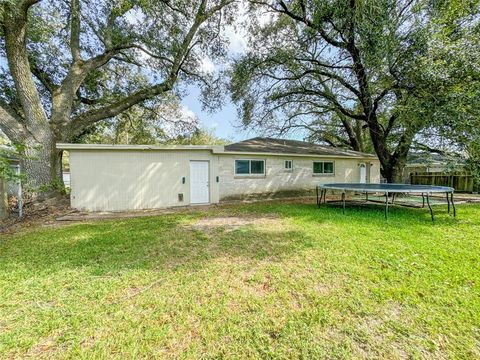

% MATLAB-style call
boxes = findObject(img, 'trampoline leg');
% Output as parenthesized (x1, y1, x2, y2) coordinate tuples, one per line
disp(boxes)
(426, 193, 434, 223)
(385, 191, 389, 220)
(342, 191, 346, 215)
(324, 189, 327, 204)
(316, 186, 320, 208)
(392, 193, 396, 204)
(365, 192, 369, 202)
(451, 192, 456, 218)
(422, 193, 425, 208)
(446, 192, 450, 214)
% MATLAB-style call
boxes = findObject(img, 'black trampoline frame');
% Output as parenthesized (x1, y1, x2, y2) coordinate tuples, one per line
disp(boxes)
(316, 183, 456, 222)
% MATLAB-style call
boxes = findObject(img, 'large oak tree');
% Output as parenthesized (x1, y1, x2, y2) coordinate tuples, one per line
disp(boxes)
(0, 0, 235, 190)
(231, 0, 480, 182)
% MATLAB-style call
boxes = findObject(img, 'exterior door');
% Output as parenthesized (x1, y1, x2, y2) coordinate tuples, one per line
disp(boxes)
(190, 161, 210, 204)
(359, 163, 367, 183)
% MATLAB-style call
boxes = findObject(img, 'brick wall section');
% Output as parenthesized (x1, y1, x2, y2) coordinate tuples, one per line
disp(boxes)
(218, 154, 380, 200)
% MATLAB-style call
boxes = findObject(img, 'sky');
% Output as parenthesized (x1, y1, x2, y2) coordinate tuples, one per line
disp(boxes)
(178, 6, 263, 142)
(0, 3, 289, 143)
(174, 4, 304, 143)
(121, 4, 258, 142)
(180, 19, 255, 142)
(181, 86, 252, 142)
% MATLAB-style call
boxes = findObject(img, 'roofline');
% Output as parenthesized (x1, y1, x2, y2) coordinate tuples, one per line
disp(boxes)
(406, 162, 452, 166)
(57, 143, 378, 160)
(218, 150, 377, 159)
(57, 143, 223, 151)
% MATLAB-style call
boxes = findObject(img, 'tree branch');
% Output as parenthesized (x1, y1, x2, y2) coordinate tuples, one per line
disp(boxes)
(160, 0, 189, 17)
(65, 0, 231, 136)
(372, 84, 400, 114)
(293, 57, 352, 70)
(3, 0, 49, 131)
(205, 0, 235, 17)
(19, 0, 41, 13)
(384, 114, 396, 138)
(131, 44, 175, 65)
(337, 113, 362, 151)
(275, 0, 348, 49)
(75, 89, 100, 105)
(30, 62, 58, 93)
(257, 67, 361, 98)
(0, 100, 28, 141)
(103, 2, 134, 48)
(68, 82, 172, 135)
(271, 87, 366, 121)
(69, 0, 81, 62)
(412, 142, 446, 155)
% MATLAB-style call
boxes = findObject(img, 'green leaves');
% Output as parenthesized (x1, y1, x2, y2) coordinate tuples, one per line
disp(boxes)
(0, 144, 25, 182)
(230, 0, 480, 181)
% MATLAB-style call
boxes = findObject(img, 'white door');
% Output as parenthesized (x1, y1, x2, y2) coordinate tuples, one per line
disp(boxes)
(190, 161, 210, 204)
(359, 163, 367, 183)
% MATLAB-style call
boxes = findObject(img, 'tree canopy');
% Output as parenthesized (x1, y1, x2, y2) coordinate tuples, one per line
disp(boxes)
(231, 0, 480, 181)
(0, 0, 235, 189)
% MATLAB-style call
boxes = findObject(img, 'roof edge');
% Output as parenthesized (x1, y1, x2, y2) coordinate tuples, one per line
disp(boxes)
(214, 150, 378, 159)
(57, 143, 224, 151)
(58, 143, 378, 160)
(224, 137, 377, 158)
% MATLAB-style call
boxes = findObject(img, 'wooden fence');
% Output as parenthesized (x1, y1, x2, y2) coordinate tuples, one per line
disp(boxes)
(410, 172, 474, 192)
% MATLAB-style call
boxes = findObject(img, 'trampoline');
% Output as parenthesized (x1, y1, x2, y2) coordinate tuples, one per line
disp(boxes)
(316, 183, 456, 221)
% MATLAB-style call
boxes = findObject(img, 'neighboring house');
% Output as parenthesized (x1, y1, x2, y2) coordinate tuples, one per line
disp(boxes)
(403, 152, 462, 183)
(58, 137, 380, 211)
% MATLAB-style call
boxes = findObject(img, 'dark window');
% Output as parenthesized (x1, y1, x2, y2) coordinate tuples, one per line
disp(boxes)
(251, 160, 265, 174)
(324, 162, 334, 174)
(285, 160, 292, 169)
(235, 160, 265, 175)
(313, 161, 334, 175)
(235, 160, 250, 174)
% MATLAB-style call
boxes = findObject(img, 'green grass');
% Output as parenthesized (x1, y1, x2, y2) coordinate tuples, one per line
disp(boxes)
(1, 201, 479, 359)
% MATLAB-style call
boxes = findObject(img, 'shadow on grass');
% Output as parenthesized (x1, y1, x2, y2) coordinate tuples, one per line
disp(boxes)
(0, 213, 313, 277)
(0, 201, 475, 278)
(245, 203, 463, 229)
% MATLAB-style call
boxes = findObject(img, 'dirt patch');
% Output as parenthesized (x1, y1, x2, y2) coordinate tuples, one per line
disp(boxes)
(0, 196, 71, 234)
(188, 215, 283, 232)
(221, 190, 316, 202)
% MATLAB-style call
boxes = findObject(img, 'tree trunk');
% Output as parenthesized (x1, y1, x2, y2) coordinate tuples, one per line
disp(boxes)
(20, 127, 63, 192)
(2, 3, 63, 192)
(381, 163, 404, 183)
(367, 116, 413, 183)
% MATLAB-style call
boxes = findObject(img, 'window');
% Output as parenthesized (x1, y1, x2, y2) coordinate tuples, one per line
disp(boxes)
(285, 160, 293, 170)
(235, 159, 265, 175)
(235, 160, 250, 174)
(313, 161, 334, 175)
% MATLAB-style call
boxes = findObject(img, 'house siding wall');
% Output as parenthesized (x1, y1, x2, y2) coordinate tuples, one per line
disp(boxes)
(218, 154, 380, 200)
(69, 150, 219, 211)
(68, 149, 380, 211)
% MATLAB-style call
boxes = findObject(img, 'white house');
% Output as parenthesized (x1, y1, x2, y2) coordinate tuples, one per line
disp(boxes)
(58, 137, 380, 211)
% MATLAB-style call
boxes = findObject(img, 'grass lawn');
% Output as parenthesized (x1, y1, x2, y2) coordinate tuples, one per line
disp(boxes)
(1, 201, 479, 359)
